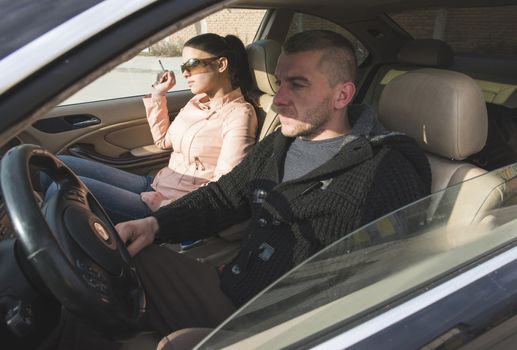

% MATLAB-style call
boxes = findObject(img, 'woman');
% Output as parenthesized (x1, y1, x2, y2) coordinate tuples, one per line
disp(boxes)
(43, 33, 257, 224)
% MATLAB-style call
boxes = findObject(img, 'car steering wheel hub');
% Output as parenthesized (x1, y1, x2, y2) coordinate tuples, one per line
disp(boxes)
(93, 222, 110, 242)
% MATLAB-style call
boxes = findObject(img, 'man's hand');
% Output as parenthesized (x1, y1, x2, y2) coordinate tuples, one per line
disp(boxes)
(115, 216, 159, 256)
(140, 191, 169, 212)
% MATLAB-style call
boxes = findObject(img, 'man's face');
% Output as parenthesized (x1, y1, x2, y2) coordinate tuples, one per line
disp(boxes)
(273, 50, 337, 140)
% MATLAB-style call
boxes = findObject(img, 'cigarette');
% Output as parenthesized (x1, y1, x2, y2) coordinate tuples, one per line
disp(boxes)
(158, 60, 165, 72)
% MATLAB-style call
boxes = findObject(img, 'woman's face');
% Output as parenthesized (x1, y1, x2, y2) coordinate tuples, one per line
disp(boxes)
(181, 46, 226, 95)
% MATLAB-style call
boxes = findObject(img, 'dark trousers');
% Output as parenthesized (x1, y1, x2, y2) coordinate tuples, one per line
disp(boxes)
(134, 244, 236, 336)
(57, 244, 235, 349)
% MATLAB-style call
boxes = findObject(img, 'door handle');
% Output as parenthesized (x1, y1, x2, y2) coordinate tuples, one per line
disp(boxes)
(32, 114, 101, 133)
(65, 115, 101, 128)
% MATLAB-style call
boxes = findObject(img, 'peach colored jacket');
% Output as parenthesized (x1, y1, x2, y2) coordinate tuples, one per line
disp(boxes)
(142, 88, 257, 203)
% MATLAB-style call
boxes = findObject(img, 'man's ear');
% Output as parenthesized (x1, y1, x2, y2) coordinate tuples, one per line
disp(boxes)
(217, 57, 229, 73)
(334, 82, 356, 110)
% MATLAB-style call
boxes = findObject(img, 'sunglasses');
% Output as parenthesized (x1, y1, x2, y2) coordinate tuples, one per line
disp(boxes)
(180, 57, 220, 73)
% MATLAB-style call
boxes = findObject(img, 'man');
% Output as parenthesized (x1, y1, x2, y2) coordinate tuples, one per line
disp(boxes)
(117, 30, 431, 336)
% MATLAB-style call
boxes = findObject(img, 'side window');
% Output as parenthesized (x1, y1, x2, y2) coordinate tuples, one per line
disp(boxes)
(286, 13, 369, 66)
(62, 9, 267, 105)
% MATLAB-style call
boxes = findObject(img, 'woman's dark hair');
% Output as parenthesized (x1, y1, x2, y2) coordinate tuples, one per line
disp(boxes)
(184, 33, 253, 102)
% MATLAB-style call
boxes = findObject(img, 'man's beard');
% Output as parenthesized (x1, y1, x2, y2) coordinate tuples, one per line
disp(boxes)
(280, 96, 333, 138)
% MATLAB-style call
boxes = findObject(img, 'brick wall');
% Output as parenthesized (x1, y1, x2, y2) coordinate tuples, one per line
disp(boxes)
(391, 6, 517, 57)
(149, 9, 266, 56)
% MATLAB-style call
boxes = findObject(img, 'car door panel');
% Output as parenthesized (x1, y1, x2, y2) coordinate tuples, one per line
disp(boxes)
(20, 90, 193, 175)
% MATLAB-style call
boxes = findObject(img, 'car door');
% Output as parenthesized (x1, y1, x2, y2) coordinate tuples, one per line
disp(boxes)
(20, 8, 267, 176)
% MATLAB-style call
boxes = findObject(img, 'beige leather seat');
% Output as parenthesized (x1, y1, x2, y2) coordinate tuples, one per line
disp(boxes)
(379, 68, 488, 192)
(361, 39, 454, 109)
(246, 39, 281, 140)
(211, 39, 282, 245)
(378, 68, 505, 226)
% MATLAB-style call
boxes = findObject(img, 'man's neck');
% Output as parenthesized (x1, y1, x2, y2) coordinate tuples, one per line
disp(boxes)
(301, 110, 352, 141)
(301, 129, 351, 141)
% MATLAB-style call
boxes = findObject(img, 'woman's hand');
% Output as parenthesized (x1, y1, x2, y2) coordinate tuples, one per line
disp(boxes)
(152, 70, 176, 95)
(141, 191, 170, 212)
(115, 216, 159, 256)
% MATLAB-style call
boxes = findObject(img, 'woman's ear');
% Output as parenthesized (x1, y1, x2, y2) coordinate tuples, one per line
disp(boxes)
(217, 57, 229, 73)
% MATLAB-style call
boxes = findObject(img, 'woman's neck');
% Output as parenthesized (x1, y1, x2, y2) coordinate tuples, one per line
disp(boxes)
(206, 79, 234, 100)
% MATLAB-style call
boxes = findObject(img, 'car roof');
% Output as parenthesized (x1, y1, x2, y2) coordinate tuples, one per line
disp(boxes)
(0, 0, 103, 60)
(0, 0, 158, 96)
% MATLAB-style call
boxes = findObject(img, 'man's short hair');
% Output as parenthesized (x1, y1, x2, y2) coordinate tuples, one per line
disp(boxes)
(282, 30, 357, 86)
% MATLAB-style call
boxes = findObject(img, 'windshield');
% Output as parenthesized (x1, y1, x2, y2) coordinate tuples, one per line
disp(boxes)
(199, 162, 517, 349)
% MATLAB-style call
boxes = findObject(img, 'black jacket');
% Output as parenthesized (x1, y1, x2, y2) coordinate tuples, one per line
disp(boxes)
(153, 130, 431, 307)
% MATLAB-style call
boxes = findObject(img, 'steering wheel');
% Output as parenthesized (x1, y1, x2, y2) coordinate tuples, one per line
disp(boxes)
(0, 144, 145, 337)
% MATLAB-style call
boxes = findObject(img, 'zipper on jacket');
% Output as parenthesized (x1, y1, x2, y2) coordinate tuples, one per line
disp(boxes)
(176, 119, 206, 185)
(194, 156, 206, 170)
(192, 156, 206, 184)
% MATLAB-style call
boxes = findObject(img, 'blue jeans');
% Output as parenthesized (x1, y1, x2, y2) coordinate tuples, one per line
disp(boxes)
(41, 155, 155, 224)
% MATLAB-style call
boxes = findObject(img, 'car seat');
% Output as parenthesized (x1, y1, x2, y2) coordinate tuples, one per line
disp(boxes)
(246, 39, 281, 140)
(378, 68, 505, 227)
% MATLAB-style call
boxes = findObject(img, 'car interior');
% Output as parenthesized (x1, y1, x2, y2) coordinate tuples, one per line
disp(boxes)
(1, 0, 517, 349)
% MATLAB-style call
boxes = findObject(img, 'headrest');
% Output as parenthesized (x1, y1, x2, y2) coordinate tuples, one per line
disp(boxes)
(378, 68, 487, 160)
(246, 39, 281, 96)
(397, 39, 454, 67)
